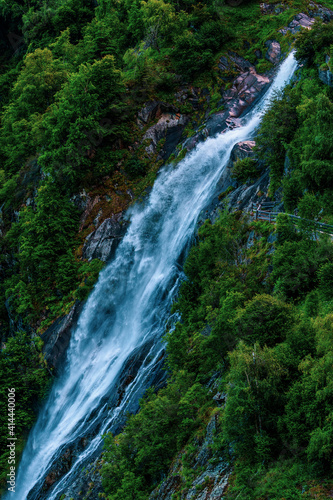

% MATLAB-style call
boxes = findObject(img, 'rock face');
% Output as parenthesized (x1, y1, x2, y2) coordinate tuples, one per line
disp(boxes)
(197, 140, 270, 226)
(227, 169, 271, 212)
(42, 301, 83, 375)
(137, 101, 178, 129)
(265, 40, 281, 65)
(225, 69, 270, 118)
(82, 213, 128, 262)
(143, 111, 189, 156)
(229, 140, 256, 164)
(149, 413, 230, 500)
(319, 55, 333, 87)
(279, 13, 315, 34)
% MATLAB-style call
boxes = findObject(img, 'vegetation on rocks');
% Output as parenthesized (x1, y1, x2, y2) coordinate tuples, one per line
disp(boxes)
(2, 0, 333, 498)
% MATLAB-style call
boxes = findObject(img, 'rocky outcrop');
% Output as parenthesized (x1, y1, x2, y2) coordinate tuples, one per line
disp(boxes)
(42, 301, 83, 375)
(279, 12, 315, 35)
(82, 213, 128, 262)
(137, 101, 178, 129)
(143, 111, 189, 156)
(225, 69, 270, 118)
(229, 140, 256, 164)
(308, 1, 333, 21)
(149, 413, 230, 500)
(227, 169, 271, 212)
(265, 40, 281, 65)
(260, 2, 288, 15)
(197, 140, 270, 226)
(319, 55, 333, 87)
(218, 50, 253, 74)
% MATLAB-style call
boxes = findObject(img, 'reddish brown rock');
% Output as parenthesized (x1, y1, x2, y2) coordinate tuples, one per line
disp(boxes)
(265, 40, 281, 65)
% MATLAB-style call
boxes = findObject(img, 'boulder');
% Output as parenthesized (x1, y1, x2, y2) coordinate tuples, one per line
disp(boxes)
(223, 69, 270, 118)
(308, 2, 333, 22)
(82, 213, 128, 262)
(279, 12, 315, 35)
(143, 112, 189, 156)
(230, 140, 256, 164)
(42, 301, 84, 375)
(265, 40, 281, 65)
(319, 55, 333, 87)
(137, 101, 178, 129)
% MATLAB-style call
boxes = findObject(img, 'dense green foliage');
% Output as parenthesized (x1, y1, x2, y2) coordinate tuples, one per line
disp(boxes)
(101, 18, 333, 500)
(0, 332, 49, 485)
(3, 0, 333, 498)
(0, 0, 241, 491)
(101, 208, 333, 499)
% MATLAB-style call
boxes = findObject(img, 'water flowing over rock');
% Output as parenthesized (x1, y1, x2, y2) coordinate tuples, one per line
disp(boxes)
(10, 53, 298, 500)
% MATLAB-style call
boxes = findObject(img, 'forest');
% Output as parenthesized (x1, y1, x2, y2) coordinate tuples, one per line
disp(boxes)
(1, 0, 333, 498)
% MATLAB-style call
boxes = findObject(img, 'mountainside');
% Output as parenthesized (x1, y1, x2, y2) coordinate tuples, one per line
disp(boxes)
(2, 0, 333, 499)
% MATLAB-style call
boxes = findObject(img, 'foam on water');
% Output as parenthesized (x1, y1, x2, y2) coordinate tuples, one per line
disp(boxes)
(9, 52, 298, 500)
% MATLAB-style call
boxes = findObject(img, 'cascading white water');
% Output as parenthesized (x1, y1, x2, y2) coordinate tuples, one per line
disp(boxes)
(8, 51, 297, 500)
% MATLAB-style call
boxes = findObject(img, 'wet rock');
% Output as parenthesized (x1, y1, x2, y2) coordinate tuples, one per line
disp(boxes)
(265, 40, 281, 65)
(82, 213, 128, 262)
(229, 140, 256, 164)
(223, 69, 270, 118)
(42, 301, 84, 375)
(44, 471, 57, 490)
(201, 110, 230, 138)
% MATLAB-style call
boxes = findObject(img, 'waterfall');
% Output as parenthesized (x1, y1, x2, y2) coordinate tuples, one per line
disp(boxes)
(8, 51, 298, 500)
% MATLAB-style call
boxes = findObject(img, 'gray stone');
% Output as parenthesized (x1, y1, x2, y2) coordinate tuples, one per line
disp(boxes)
(230, 140, 256, 164)
(279, 12, 315, 35)
(42, 301, 84, 375)
(137, 101, 178, 128)
(265, 40, 281, 65)
(82, 213, 128, 262)
(224, 69, 270, 118)
(319, 56, 333, 87)
(143, 112, 189, 156)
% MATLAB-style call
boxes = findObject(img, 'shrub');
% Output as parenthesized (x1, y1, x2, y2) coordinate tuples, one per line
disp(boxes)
(234, 294, 294, 347)
(231, 157, 259, 184)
